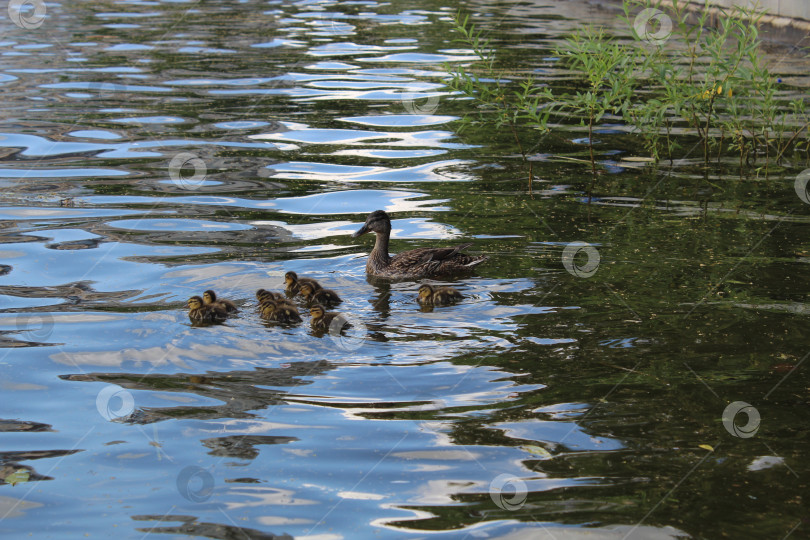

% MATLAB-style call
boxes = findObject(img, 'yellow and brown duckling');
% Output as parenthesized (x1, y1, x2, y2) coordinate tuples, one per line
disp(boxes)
(257, 289, 296, 311)
(202, 290, 238, 313)
(417, 284, 463, 306)
(188, 295, 228, 324)
(309, 303, 343, 332)
(256, 288, 286, 304)
(284, 271, 321, 296)
(260, 300, 302, 324)
(299, 281, 342, 307)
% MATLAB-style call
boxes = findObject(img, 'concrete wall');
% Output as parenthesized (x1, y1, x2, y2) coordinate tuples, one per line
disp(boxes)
(685, 0, 810, 23)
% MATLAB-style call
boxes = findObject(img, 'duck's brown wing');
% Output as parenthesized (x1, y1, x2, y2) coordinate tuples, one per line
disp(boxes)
(391, 243, 472, 266)
(386, 243, 486, 278)
(416, 243, 473, 264)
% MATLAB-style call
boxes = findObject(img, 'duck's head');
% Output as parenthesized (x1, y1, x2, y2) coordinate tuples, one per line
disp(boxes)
(300, 282, 316, 297)
(417, 284, 434, 300)
(202, 290, 217, 304)
(284, 271, 298, 286)
(352, 210, 391, 237)
(257, 289, 276, 301)
(188, 296, 204, 310)
(309, 304, 326, 319)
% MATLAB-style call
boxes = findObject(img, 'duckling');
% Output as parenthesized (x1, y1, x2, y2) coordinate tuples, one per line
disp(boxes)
(417, 284, 463, 306)
(260, 300, 302, 324)
(257, 288, 283, 300)
(188, 295, 228, 323)
(202, 290, 238, 313)
(256, 288, 286, 304)
(284, 271, 322, 296)
(299, 282, 342, 306)
(260, 297, 298, 316)
(309, 303, 342, 332)
(257, 289, 296, 310)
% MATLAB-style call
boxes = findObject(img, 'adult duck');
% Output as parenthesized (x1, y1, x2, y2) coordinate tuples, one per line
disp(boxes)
(352, 210, 487, 279)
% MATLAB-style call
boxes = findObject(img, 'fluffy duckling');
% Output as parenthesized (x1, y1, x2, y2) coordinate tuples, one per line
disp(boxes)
(299, 282, 342, 306)
(188, 295, 228, 323)
(203, 290, 238, 313)
(417, 284, 463, 306)
(257, 289, 296, 311)
(309, 303, 342, 332)
(260, 300, 302, 324)
(284, 271, 321, 296)
(256, 288, 286, 304)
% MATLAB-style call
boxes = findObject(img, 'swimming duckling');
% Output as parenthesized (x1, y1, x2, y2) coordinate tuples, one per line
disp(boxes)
(299, 282, 342, 306)
(309, 303, 343, 332)
(417, 284, 463, 306)
(257, 289, 296, 311)
(260, 300, 302, 324)
(188, 295, 228, 323)
(202, 290, 238, 313)
(284, 271, 321, 296)
(256, 288, 286, 304)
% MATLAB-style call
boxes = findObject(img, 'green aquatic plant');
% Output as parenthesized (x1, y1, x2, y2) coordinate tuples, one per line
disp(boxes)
(446, 0, 810, 186)
(446, 11, 553, 191)
(554, 26, 639, 195)
(622, 0, 753, 167)
(624, 0, 809, 172)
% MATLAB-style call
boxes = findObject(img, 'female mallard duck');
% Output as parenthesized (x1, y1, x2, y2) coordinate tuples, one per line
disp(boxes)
(417, 284, 463, 306)
(203, 290, 238, 313)
(188, 295, 228, 323)
(260, 300, 302, 324)
(309, 303, 342, 332)
(284, 271, 322, 296)
(299, 282, 342, 306)
(352, 210, 487, 279)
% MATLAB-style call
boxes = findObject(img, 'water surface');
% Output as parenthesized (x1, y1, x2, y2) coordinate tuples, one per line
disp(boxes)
(1, 1, 809, 539)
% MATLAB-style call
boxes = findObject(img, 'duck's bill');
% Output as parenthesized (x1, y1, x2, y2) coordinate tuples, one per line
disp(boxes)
(352, 224, 369, 237)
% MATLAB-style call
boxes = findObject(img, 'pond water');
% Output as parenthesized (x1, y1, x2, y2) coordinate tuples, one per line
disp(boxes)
(1, 0, 809, 538)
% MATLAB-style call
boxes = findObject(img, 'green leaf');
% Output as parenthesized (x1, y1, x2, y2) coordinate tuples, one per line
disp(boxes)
(5, 469, 30, 486)
(522, 445, 553, 458)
